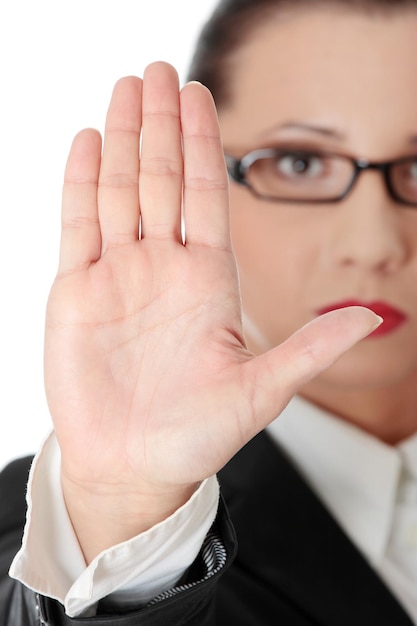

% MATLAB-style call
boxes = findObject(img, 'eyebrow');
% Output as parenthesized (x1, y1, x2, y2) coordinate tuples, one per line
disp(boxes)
(263, 123, 417, 147)
(259, 122, 346, 141)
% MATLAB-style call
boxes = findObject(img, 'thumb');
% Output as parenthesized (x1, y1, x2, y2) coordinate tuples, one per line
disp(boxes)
(241, 306, 382, 434)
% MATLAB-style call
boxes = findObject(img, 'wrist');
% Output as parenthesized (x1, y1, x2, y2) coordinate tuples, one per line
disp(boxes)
(61, 474, 200, 563)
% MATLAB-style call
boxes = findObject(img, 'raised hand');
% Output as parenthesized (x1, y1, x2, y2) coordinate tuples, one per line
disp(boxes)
(44, 62, 380, 561)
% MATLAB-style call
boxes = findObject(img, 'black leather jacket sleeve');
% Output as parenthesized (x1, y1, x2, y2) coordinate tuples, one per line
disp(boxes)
(0, 456, 236, 626)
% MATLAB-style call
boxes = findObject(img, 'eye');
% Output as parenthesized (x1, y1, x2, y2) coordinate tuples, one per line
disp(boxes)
(394, 159, 417, 185)
(389, 158, 417, 204)
(275, 152, 325, 179)
(409, 161, 417, 179)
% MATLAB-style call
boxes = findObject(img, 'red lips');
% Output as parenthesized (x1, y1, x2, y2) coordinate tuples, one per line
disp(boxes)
(317, 300, 408, 338)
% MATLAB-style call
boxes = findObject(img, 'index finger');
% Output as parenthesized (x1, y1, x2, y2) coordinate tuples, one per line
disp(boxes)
(180, 82, 230, 249)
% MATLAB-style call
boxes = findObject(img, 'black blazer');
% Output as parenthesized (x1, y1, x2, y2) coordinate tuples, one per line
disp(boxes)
(0, 432, 414, 625)
(216, 430, 414, 625)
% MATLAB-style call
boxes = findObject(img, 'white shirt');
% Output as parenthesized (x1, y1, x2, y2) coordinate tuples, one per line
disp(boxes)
(9, 396, 417, 621)
(268, 395, 417, 623)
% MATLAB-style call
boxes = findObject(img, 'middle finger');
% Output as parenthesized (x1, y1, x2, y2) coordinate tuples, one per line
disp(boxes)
(139, 62, 183, 242)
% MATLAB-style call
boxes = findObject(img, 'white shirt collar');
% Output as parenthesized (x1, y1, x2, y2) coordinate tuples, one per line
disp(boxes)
(267, 395, 417, 566)
(399, 435, 417, 482)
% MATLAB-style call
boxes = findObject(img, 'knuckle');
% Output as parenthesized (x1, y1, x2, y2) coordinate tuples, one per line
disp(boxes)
(185, 176, 228, 192)
(98, 172, 138, 189)
(61, 214, 99, 230)
(140, 156, 182, 178)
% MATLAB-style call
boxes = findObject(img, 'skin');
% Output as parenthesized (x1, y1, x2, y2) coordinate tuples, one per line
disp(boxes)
(45, 59, 379, 562)
(219, 7, 417, 444)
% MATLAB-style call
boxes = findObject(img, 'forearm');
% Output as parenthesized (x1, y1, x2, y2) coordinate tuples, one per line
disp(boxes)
(8, 434, 222, 618)
(37, 500, 236, 626)
(1, 447, 235, 625)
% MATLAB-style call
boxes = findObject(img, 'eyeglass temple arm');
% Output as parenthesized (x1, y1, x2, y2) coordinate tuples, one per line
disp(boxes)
(224, 154, 247, 185)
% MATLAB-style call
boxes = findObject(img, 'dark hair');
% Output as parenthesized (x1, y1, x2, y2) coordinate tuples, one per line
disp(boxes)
(187, 0, 417, 107)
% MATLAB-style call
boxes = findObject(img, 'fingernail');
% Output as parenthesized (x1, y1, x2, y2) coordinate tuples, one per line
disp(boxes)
(370, 314, 384, 330)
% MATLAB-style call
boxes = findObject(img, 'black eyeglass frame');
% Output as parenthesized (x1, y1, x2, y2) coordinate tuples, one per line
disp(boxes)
(225, 149, 417, 207)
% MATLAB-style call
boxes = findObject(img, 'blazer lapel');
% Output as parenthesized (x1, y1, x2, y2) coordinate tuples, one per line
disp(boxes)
(218, 431, 414, 626)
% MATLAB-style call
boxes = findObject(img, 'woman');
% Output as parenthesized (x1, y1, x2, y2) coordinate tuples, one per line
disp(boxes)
(1, 0, 417, 623)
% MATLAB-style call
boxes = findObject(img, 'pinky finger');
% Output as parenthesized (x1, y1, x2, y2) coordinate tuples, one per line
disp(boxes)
(59, 129, 102, 274)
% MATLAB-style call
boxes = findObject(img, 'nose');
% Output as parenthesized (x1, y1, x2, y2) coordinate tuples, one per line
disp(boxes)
(328, 170, 409, 274)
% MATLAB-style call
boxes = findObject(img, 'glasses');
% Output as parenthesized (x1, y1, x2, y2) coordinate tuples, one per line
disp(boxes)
(225, 149, 417, 206)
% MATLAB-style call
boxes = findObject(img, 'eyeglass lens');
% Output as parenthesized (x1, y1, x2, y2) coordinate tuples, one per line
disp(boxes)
(245, 152, 417, 203)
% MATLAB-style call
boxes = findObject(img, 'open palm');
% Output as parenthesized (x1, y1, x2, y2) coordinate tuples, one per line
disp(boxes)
(44, 63, 379, 556)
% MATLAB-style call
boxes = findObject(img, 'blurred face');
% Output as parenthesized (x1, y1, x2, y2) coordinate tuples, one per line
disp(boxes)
(218, 8, 417, 394)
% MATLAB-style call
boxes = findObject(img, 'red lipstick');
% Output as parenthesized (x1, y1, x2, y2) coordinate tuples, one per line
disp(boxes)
(317, 300, 407, 338)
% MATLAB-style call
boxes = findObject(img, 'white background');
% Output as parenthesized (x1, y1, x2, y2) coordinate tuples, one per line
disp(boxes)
(0, 0, 219, 470)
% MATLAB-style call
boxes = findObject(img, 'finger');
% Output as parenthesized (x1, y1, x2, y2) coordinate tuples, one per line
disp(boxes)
(242, 307, 383, 435)
(139, 62, 183, 241)
(98, 76, 142, 252)
(59, 129, 102, 274)
(180, 82, 230, 248)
